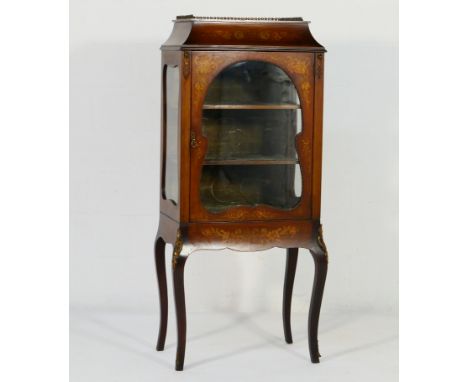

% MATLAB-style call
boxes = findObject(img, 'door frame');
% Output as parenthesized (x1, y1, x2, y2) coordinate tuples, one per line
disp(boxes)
(189, 50, 316, 222)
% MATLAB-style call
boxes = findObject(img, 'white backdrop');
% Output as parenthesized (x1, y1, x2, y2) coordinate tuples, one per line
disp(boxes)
(70, 0, 398, 317)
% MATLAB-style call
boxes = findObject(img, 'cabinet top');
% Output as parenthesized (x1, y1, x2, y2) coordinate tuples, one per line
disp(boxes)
(161, 15, 326, 52)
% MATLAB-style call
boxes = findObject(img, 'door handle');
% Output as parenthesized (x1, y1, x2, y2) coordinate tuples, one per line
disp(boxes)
(190, 131, 198, 148)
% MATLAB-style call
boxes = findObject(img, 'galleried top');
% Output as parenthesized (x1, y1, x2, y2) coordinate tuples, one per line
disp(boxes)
(161, 15, 325, 51)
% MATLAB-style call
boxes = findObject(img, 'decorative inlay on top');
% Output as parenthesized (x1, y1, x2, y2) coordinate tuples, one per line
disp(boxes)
(162, 15, 325, 52)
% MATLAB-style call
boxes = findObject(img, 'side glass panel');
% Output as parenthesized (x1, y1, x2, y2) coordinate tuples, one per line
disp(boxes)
(200, 61, 302, 212)
(163, 65, 179, 204)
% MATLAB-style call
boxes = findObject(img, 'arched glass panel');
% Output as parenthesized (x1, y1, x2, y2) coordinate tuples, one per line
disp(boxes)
(200, 61, 302, 212)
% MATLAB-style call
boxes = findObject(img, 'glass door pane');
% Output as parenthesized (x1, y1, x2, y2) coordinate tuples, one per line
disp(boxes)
(200, 61, 302, 212)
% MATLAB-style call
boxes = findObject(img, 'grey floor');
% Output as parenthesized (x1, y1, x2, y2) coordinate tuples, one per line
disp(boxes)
(70, 307, 398, 381)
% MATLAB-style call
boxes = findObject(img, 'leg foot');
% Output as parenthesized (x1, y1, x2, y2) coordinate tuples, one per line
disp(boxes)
(154, 236, 167, 351)
(282, 248, 298, 344)
(309, 339, 321, 363)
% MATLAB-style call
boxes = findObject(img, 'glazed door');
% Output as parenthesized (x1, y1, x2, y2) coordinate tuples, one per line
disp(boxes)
(189, 51, 315, 222)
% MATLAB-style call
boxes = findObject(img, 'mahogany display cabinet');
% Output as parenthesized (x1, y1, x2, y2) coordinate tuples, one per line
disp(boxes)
(154, 15, 328, 371)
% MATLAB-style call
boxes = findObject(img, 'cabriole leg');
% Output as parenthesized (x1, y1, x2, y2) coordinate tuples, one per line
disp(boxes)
(172, 230, 188, 371)
(173, 254, 187, 371)
(282, 248, 298, 344)
(308, 226, 329, 363)
(154, 236, 167, 351)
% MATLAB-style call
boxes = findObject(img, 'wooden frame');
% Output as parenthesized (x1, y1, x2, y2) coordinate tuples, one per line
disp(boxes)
(189, 50, 314, 222)
(155, 16, 328, 371)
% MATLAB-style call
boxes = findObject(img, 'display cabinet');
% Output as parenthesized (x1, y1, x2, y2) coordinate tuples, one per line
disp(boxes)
(154, 15, 328, 371)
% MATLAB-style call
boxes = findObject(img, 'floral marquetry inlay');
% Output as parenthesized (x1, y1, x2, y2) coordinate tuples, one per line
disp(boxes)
(213, 30, 247, 40)
(193, 55, 223, 75)
(192, 54, 231, 109)
(217, 208, 280, 220)
(209, 29, 291, 42)
(301, 82, 312, 106)
(183, 51, 190, 78)
(200, 225, 298, 244)
(299, 137, 312, 171)
(192, 53, 313, 110)
(282, 56, 313, 107)
(284, 57, 308, 75)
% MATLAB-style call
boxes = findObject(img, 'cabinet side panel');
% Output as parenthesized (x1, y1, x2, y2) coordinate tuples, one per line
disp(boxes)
(160, 51, 181, 221)
(180, 51, 191, 222)
(312, 53, 325, 219)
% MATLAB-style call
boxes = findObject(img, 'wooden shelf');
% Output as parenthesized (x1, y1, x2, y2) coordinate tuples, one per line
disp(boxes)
(203, 104, 300, 110)
(204, 158, 298, 166)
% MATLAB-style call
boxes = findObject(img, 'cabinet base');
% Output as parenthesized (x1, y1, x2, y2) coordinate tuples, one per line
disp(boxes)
(154, 213, 328, 370)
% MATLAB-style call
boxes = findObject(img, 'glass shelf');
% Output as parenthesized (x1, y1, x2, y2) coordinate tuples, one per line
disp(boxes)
(204, 156, 299, 166)
(203, 104, 301, 110)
